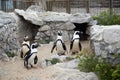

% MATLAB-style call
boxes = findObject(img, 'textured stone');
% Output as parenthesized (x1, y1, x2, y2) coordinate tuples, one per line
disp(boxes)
(90, 25, 120, 63)
(55, 59, 79, 69)
(51, 66, 98, 80)
(15, 9, 44, 26)
(15, 8, 92, 24)
(0, 11, 20, 60)
(70, 13, 92, 24)
(39, 25, 51, 31)
(60, 22, 75, 30)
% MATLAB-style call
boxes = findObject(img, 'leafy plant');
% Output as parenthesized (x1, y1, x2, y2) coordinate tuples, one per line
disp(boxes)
(77, 49, 120, 80)
(50, 58, 60, 64)
(46, 58, 61, 65)
(93, 11, 120, 25)
(65, 57, 74, 61)
(6, 51, 16, 57)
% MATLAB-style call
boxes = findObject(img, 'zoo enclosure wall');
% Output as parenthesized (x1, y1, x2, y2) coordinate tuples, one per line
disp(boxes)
(0, 0, 120, 16)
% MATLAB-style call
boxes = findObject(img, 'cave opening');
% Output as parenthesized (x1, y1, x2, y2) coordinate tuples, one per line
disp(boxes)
(73, 23, 90, 40)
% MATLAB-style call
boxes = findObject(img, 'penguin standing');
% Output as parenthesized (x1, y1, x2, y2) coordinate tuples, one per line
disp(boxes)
(70, 31, 82, 55)
(51, 31, 67, 56)
(24, 42, 39, 69)
(20, 36, 30, 58)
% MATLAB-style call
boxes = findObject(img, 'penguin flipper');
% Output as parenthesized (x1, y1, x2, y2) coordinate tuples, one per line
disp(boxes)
(70, 40, 74, 51)
(34, 56, 38, 64)
(51, 41, 56, 53)
(62, 42, 67, 51)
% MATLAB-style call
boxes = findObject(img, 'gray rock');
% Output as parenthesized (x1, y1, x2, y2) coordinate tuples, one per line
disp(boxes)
(51, 54, 67, 62)
(39, 25, 51, 31)
(15, 8, 93, 24)
(15, 9, 44, 26)
(40, 58, 52, 68)
(70, 13, 92, 24)
(90, 25, 120, 64)
(0, 11, 20, 60)
(52, 66, 98, 80)
(41, 12, 71, 22)
(60, 22, 75, 30)
(55, 59, 79, 69)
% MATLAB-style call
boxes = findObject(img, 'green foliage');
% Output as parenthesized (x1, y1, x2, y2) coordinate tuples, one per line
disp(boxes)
(112, 64, 120, 80)
(49, 58, 60, 64)
(65, 57, 74, 61)
(50, 58, 60, 64)
(93, 11, 120, 25)
(77, 50, 120, 80)
(39, 38, 51, 44)
(6, 51, 16, 57)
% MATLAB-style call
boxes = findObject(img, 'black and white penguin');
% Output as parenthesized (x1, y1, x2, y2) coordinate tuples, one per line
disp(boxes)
(24, 42, 39, 69)
(70, 31, 82, 55)
(20, 36, 30, 58)
(51, 31, 67, 56)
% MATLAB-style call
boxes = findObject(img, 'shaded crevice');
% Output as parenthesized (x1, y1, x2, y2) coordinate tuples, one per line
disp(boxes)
(73, 23, 89, 40)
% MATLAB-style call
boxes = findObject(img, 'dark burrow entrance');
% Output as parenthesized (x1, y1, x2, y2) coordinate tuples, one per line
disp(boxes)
(73, 23, 90, 40)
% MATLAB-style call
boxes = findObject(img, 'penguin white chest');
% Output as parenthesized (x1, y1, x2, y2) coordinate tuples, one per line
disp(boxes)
(28, 53, 37, 66)
(22, 46, 29, 55)
(72, 39, 79, 52)
(56, 41, 64, 53)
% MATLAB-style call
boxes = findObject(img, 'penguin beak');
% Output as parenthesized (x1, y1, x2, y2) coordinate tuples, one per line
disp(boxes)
(37, 44, 40, 47)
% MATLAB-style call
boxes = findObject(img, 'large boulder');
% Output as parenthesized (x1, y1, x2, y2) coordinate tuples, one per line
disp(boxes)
(70, 13, 92, 24)
(46, 65, 98, 80)
(15, 8, 93, 24)
(0, 11, 20, 61)
(90, 25, 120, 65)
(14, 9, 44, 26)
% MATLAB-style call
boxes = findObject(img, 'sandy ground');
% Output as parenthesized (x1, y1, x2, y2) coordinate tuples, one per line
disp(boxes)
(0, 40, 91, 80)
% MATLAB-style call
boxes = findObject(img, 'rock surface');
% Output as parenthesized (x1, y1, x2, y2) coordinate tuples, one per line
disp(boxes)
(0, 11, 20, 61)
(49, 65, 98, 80)
(15, 8, 92, 24)
(90, 25, 120, 65)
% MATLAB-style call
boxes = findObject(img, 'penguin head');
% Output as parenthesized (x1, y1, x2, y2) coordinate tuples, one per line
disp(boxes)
(31, 42, 39, 49)
(57, 31, 63, 40)
(57, 31, 62, 36)
(24, 35, 29, 42)
(72, 31, 81, 40)
(74, 31, 80, 35)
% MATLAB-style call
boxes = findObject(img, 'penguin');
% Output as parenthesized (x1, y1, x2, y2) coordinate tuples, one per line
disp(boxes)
(20, 36, 30, 58)
(51, 31, 67, 56)
(24, 42, 39, 69)
(70, 31, 82, 55)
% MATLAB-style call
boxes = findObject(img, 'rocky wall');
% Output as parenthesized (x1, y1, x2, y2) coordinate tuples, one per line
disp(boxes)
(90, 25, 120, 65)
(0, 11, 20, 61)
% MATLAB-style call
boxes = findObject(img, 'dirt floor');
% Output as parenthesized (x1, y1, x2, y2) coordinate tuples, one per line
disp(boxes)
(0, 40, 91, 80)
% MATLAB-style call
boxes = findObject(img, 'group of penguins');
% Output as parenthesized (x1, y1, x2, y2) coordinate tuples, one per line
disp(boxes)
(20, 31, 82, 69)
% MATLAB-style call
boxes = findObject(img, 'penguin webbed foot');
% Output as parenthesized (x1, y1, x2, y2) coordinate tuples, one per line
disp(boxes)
(24, 61, 29, 69)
